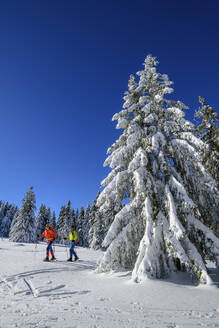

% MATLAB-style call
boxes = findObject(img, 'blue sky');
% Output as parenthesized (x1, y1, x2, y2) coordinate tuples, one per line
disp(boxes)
(0, 0, 218, 217)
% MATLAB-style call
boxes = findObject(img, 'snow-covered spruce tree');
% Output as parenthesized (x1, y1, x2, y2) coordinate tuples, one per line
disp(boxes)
(45, 207, 51, 227)
(90, 207, 105, 250)
(0, 202, 19, 237)
(89, 192, 100, 248)
(9, 210, 20, 238)
(50, 210, 56, 229)
(0, 202, 10, 237)
(97, 55, 219, 284)
(9, 187, 37, 243)
(75, 208, 79, 228)
(56, 205, 66, 243)
(195, 97, 219, 188)
(83, 204, 91, 247)
(56, 201, 72, 244)
(36, 204, 49, 238)
(71, 208, 76, 227)
(77, 206, 85, 246)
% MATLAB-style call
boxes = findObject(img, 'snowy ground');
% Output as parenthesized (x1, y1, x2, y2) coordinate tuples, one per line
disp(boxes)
(0, 239, 219, 328)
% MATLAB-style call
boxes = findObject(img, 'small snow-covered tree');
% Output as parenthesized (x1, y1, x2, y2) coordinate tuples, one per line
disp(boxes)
(10, 187, 36, 243)
(97, 55, 219, 284)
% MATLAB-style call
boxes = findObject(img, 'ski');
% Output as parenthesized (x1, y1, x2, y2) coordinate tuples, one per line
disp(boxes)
(43, 259, 57, 262)
(23, 278, 39, 298)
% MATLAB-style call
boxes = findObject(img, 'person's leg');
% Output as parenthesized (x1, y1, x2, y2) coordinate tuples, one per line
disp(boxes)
(68, 242, 73, 260)
(50, 242, 55, 258)
(45, 242, 51, 260)
(46, 241, 53, 259)
(72, 241, 78, 260)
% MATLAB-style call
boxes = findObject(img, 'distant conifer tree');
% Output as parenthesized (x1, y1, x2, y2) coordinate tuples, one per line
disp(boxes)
(56, 201, 72, 244)
(0, 202, 19, 237)
(77, 207, 85, 246)
(50, 210, 56, 229)
(83, 204, 91, 247)
(10, 187, 36, 243)
(36, 204, 48, 238)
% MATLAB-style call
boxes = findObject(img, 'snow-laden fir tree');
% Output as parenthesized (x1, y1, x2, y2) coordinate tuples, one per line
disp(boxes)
(56, 201, 72, 244)
(90, 208, 105, 250)
(83, 204, 91, 247)
(89, 192, 100, 248)
(75, 208, 79, 228)
(195, 97, 219, 189)
(50, 210, 56, 229)
(0, 202, 19, 237)
(9, 187, 36, 243)
(71, 208, 75, 227)
(45, 207, 51, 227)
(36, 204, 49, 238)
(0, 202, 10, 237)
(5, 204, 19, 237)
(9, 210, 20, 237)
(97, 55, 219, 284)
(77, 206, 85, 246)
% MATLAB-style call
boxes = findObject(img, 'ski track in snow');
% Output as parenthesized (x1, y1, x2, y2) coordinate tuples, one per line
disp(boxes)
(0, 239, 219, 328)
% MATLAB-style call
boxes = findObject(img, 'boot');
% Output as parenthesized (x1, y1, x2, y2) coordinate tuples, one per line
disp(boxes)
(74, 255, 79, 261)
(51, 256, 56, 261)
(67, 257, 73, 262)
(43, 257, 49, 262)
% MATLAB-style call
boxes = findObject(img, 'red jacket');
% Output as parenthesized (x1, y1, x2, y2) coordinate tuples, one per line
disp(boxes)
(39, 228, 56, 242)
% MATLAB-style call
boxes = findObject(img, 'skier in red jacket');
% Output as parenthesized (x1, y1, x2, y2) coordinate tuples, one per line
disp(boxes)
(38, 223, 57, 261)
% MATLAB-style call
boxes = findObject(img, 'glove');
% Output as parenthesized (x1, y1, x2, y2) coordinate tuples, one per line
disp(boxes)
(37, 234, 40, 238)
(64, 237, 67, 240)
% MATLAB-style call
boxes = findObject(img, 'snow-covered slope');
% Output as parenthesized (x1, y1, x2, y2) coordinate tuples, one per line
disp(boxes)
(0, 239, 219, 328)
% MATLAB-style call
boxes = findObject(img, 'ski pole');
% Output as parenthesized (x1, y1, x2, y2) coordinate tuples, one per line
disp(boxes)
(34, 241, 38, 262)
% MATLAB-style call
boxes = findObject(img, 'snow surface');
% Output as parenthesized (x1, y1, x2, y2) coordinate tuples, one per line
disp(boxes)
(0, 239, 219, 328)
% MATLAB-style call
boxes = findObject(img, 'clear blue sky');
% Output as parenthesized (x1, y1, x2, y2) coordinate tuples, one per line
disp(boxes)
(0, 0, 218, 217)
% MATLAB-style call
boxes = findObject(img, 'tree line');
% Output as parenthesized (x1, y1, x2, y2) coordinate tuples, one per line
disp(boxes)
(0, 189, 109, 250)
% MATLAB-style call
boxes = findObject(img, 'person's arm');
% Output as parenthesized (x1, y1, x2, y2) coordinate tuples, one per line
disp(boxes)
(39, 231, 45, 238)
(74, 231, 79, 241)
